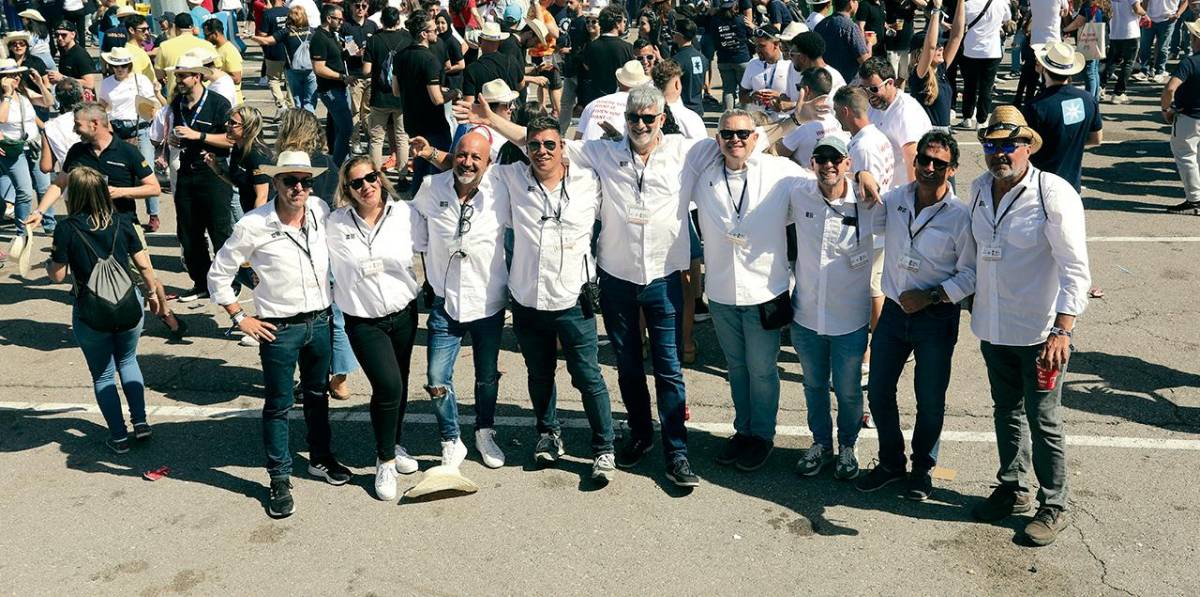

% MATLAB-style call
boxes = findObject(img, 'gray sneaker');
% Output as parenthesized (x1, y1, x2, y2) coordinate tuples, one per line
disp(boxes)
(591, 453, 616, 484)
(795, 443, 834, 477)
(534, 432, 564, 465)
(834, 445, 860, 480)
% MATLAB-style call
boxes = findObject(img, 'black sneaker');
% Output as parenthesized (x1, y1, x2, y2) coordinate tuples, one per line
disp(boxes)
(972, 485, 1034, 522)
(715, 433, 749, 466)
(666, 457, 700, 487)
(105, 437, 130, 454)
(735, 438, 773, 472)
(1167, 201, 1200, 215)
(268, 479, 295, 518)
(176, 287, 209, 303)
(308, 456, 352, 485)
(615, 436, 654, 469)
(905, 471, 934, 501)
(693, 299, 711, 322)
(854, 462, 906, 492)
(132, 422, 152, 441)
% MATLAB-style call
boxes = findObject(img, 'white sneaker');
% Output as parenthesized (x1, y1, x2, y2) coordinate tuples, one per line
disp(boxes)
(239, 334, 259, 347)
(440, 437, 467, 468)
(475, 428, 505, 469)
(374, 458, 399, 501)
(393, 445, 419, 474)
(955, 117, 976, 130)
(1113, 93, 1131, 105)
(1154, 73, 1170, 84)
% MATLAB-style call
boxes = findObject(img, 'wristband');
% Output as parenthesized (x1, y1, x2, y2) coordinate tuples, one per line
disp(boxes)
(1049, 326, 1072, 338)
(231, 310, 246, 325)
(200, 131, 207, 142)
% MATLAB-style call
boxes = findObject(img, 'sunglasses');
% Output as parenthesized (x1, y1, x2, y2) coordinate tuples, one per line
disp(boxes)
(718, 129, 753, 141)
(527, 139, 559, 152)
(915, 153, 952, 170)
(55, 32, 72, 37)
(812, 153, 845, 165)
(753, 28, 777, 39)
(981, 140, 1028, 155)
(136, 26, 151, 32)
(488, 100, 515, 111)
(636, 54, 657, 63)
(8, 40, 27, 46)
(626, 113, 660, 125)
(862, 79, 893, 95)
(348, 171, 380, 190)
(280, 175, 315, 189)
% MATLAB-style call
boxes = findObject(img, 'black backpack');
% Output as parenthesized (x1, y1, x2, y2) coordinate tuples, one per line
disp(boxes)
(73, 223, 143, 333)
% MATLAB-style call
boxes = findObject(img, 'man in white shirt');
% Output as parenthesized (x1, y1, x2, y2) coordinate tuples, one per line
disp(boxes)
(967, 108, 1090, 547)
(739, 25, 795, 147)
(651, 59, 707, 140)
(1030, 0, 1070, 46)
(208, 151, 354, 519)
(576, 60, 648, 140)
(780, 67, 848, 167)
(410, 132, 510, 471)
(681, 108, 807, 472)
(785, 31, 846, 108)
(860, 57, 931, 187)
(958, 0, 1011, 128)
(788, 136, 879, 481)
(856, 130, 976, 501)
(489, 116, 618, 484)
(1137, 0, 1187, 81)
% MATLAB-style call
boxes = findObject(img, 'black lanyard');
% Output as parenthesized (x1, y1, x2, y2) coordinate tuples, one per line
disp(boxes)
(974, 186, 1022, 241)
(722, 165, 749, 222)
(628, 145, 652, 203)
(907, 201, 947, 244)
(533, 169, 570, 222)
(823, 198, 860, 246)
(281, 209, 320, 286)
(350, 204, 391, 255)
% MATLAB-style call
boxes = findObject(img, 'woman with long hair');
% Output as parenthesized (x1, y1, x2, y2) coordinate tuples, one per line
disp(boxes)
(0, 58, 52, 243)
(907, 0, 964, 128)
(98, 46, 160, 228)
(209, 105, 274, 213)
(327, 156, 422, 500)
(1063, 0, 1111, 101)
(46, 166, 169, 454)
(18, 9, 57, 70)
(253, 5, 317, 112)
(3, 31, 54, 120)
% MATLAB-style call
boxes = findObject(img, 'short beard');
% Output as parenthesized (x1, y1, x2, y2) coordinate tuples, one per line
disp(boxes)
(454, 172, 477, 185)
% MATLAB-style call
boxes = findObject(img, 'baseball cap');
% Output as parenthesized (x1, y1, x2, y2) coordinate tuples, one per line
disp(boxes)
(814, 136, 848, 157)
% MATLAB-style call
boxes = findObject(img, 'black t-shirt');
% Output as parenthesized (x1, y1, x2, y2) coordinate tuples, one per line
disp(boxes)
(171, 90, 233, 172)
(673, 45, 707, 116)
(364, 29, 412, 109)
(229, 143, 273, 213)
(18, 55, 47, 92)
(462, 51, 524, 99)
(907, 63, 952, 127)
(1171, 55, 1200, 118)
(884, 0, 917, 50)
(51, 212, 144, 286)
(437, 33, 465, 90)
(855, 0, 887, 58)
(309, 27, 348, 91)
(340, 17, 378, 76)
(59, 43, 97, 80)
(499, 35, 525, 66)
(260, 7, 290, 62)
(101, 26, 128, 52)
(1023, 84, 1102, 192)
(706, 13, 751, 64)
(62, 139, 155, 213)
(395, 44, 447, 137)
(274, 27, 314, 69)
(581, 35, 635, 103)
(562, 14, 588, 78)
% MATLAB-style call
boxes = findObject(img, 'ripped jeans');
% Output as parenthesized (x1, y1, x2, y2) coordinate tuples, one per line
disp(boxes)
(424, 297, 504, 441)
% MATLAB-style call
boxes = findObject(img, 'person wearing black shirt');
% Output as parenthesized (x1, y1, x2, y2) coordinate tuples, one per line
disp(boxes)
(1022, 42, 1102, 193)
(309, 4, 354, 166)
(1164, 24, 1200, 215)
(884, 0, 917, 82)
(260, 0, 293, 115)
(363, 6, 413, 171)
(207, 105, 274, 214)
(672, 18, 706, 117)
(855, 0, 887, 59)
(706, 0, 752, 110)
(581, 5, 635, 105)
(341, 0, 378, 154)
(395, 10, 450, 194)
(164, 55, 236, 302)
(462, 27, 525, 103)
(49, 22, 99, 91)
(434, 12, 467, 91)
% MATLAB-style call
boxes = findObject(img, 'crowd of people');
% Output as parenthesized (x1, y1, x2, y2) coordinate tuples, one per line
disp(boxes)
(3, 0, 1193, 546)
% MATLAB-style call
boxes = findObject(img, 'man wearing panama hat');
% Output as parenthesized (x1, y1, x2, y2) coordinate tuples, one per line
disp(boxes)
(1021, 41, 1102, 192)
(575, 59, 649, 140)
(462, 21, 526, 106)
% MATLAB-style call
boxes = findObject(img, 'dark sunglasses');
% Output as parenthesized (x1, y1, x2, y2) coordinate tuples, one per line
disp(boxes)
(753, 28, 777, 40)
(718, 129, 753, 141)
(348, 171, 380, 190)
(915, 153, 952, 170)
(981, 140, 1028, 155)
(528, 139, 558, 152)
(626, 113, 660, 125)
(812, 153, 845, 165)
(135, 26, 150, 32)
(636, 54, 657, 63)
(280, 175, 315, 189)
(54, 31, 72, 37)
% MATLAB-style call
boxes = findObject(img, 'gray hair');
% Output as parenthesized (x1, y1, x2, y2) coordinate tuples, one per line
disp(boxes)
(625, 85, 665, 116)
(718, 108, 756, 129)
(74, 102, 109, 125)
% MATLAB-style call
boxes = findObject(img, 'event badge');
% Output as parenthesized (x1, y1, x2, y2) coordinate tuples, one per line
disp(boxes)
(360, 258, 384, 277)
(849, 251, 869, 270)
(627, 204, 649, 225)
(900, 248, 922, 273)
(448, 235, 464, 255)
(726, 228, 747, 247)
(981, 244, 1003, 261)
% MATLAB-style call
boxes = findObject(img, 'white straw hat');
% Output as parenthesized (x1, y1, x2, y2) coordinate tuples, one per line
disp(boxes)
(165, 52, 215, 77)
(261, 150, 329, 177)
(615, 59, 651, 88)
(402, 465, 479, 501)
(101, 46, 135, 66)
(1033, 41, 1085, 77)
(478, 21, 509, 42)
(479, 79, 519, 103)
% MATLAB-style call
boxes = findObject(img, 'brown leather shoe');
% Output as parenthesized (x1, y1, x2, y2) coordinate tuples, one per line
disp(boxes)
(972, 485, 1034, 522)
(1025, 507, 1069, 546)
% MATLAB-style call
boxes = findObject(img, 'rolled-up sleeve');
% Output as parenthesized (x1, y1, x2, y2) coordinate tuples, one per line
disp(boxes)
(941, 217, 978, 304)
(208, 222, 253, 306)
(1045, 179, 1091, 316)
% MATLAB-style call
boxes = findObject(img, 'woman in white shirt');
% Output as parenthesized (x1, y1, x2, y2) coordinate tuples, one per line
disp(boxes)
(0, 58, 50, 241)
(326, 156, 423, 502)
(99, 46, 161, 231)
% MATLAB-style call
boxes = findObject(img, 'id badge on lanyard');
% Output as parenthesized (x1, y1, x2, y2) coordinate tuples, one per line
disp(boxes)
(848, 250, 869, 270)
(627, 203, 650, 225)
(981, 244, 1003, 261)
(900, 246, 923, 272)
(360, 257, 385, 277)
(726, 227, 747, 247)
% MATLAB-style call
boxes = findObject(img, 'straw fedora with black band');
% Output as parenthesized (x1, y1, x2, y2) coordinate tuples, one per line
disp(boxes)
(0, 58, 30, 76)
(978, 105, 1043, 155)
(479, 79, 519, 104)
(261, 150, 329, 178)
(615, 59, 651, 88)
(1032, 41, 1085, 77)
(164, 53, 214, 78)
(478, 21, 510, 42)
(528, 17, 550, 45)
(101, 46, 136, 67)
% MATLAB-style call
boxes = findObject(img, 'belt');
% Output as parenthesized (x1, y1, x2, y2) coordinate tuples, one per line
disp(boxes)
(261, 307, 332, 325)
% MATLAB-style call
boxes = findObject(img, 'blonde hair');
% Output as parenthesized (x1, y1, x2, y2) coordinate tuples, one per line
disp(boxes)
(65, 167, 115, 231)
(336, 156, 398, 208)
(288, 5, 309, 29)
(275, 108, 323, 154)
(910, 47, 939, 107)
(230, 104, 269, 154)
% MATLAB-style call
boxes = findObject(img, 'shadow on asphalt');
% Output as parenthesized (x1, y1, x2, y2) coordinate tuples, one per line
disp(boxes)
(1064, 351, 1200, 432)
(1082, 141, 1185, 205)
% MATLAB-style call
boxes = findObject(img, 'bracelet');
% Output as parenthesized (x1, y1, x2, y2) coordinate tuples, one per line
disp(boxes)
(429, 148, 438, 161)
(200, 131, 207, 142)
(1049, 326, 1073, 338)
(230, 310, 246, 325)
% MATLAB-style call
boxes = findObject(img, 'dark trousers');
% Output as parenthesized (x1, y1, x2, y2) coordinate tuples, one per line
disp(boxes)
(598, 268, 688, 460)
(511, 302, 616, 455)
(960, 55, 1001, 122)
(979, 341, 1069, 510)
(344, 302, 418, 462)
(1103, 38, 1139, 96)
(1014, 41, 1042, 108)
(867, 299, 959, 474)
(260, 309, 334, 480)
(409, 126, 451, 196)
(174, 170, 234, 290)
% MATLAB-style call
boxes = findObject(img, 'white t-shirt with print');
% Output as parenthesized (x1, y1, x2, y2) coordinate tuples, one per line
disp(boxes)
(740, 57, 793, 121)
(782, 113, 849, 168)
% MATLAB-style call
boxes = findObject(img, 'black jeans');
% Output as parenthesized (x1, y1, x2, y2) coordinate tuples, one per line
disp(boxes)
(1014, 41, 1042, 108)
(174, 169, 234, 290)
(960, 55, 1000, 122)
(259, 309, 334, 480)
(1103, 38, 1140, 96)
(344, 301, 418, 462)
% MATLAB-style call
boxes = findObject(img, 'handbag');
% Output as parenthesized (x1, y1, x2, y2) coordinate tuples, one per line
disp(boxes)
(1079, 21, 1107, 61)
(756, 291, 793, 330)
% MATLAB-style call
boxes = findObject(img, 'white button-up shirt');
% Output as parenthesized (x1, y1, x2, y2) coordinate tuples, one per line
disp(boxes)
(968, 167, 1091, 346)
(208, 196, 332, 319)
(683, 151, 807, 306)
(326, 200, 422, 319)
(873, 183, 977, 304)
(411, 170, 510, 323)
(566, 134, 705, 285)
(790, 178, 881, 336)
(491, 162, 603, 311)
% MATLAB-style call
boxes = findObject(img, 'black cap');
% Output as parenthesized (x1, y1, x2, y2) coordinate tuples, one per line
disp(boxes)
(54, 21, 76, 33)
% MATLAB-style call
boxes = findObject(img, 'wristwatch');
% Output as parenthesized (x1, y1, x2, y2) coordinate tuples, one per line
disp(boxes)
(230, 310, 246, 325)
(1049, 326, 1073, 338)
(928, 287, 944, 304)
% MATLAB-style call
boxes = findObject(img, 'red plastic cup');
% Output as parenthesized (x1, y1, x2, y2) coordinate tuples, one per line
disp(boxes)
(1036, 361, 1060, 391)
(865, 31, 877, 45)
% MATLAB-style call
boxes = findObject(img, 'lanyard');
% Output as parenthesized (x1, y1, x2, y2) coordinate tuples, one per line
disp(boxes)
(533, 169, 570, 222)
(764, 62, 778, 89)
(183, 89, 209, 129)
(823, 198, 860, 246)
(975, 186, 1022, 241)
(628, 145, 652, 204)
(281, 209, 321, 286)
(907, 201, 947, 243)
(722, 165, 749, 222)
(350, 204, 391, 255)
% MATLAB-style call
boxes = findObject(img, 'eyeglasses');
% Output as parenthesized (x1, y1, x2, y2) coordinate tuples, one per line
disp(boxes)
(626, 113, 660, 125)
(348, 171, 380, 190)
(528, 139, 559, 152)
(981, 140, 1028, 155)
(718, 129, 753, 141)
(915, 153, 952, 170)
(456, 203, 474, 237)
(812, 154, 845, 165)
(280, 175, 315, 189)
(135, 26, 150, 32)
(862, 79, 893, 95)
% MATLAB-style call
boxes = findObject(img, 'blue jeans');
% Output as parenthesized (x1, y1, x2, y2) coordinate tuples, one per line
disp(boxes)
(330, 303, 359, 376)
(1009, 29, 1026, 74)
(1084, 59, 1100, 99)
(709, 300, 783, 443)
(318, 86, 353, 166)
(425, 298, 503, 441)
(259, 309, 334, 480)
(792, 324, 869, 449)
(286, 69, 318, 112)
(598, 269, 688, 459)
(136, 129, 159, 216)
(866, 299, 960, 474)
(72, 307, 146, 440)
(1, 149, 55, 235)
(1140, 19, 1174, 74)
(512, 302, 615, 455)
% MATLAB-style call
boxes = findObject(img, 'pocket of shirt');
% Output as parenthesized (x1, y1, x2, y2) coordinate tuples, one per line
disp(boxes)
(915, 228, 953, 259)
(1006, 219, 1042, 249)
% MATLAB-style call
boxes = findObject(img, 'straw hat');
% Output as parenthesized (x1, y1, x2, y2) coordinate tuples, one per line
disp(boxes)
(1032, 41, 1085, 77)
(528, 17, 549, 44)
(478, 21, 509, 42)
(3, 31, 31, 45)
(101, 46, 135, 66)
(777, 21, 808, 42)
(164, 52, 214, 77)
(116, 5, 139, 18)
(8, 231, 34, 277)
(615, 59, 651, 88)
(480, 79, 519, 103)
(261, 150, 329, 177)
(402, 465, 479, 501)
(17, 9, 45, 23)
(1187, 20, 1200, 39)
(978, 105, 1043, 155)
(0, 58, 29, 75)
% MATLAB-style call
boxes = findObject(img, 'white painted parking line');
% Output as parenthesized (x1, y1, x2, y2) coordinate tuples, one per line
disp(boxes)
(1087, 236, 1200, 242)
(3, 401, 1197, 451)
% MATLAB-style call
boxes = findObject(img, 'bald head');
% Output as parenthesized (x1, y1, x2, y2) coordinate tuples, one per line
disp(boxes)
(453, 131, 492, 186)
